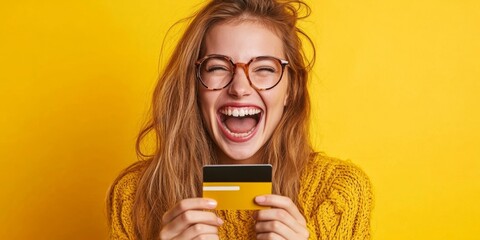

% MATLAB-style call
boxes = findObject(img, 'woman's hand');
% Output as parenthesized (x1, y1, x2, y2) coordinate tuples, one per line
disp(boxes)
(254, 195, 310, 240)
(159, 198, 223, 240)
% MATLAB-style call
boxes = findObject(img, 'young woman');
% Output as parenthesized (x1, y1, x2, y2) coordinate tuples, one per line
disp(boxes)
(107, 0, 373, 239)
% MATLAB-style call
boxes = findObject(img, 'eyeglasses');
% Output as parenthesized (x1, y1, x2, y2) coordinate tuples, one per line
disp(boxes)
(195, 54, 289, 91)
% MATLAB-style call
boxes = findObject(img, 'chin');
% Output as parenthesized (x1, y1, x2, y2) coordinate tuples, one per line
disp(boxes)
(215, 143, 263, 164)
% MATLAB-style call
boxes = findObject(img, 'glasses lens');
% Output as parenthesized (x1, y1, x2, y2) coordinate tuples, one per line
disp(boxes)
(249, 57, 284, 89)
(199, 57, 233, 89)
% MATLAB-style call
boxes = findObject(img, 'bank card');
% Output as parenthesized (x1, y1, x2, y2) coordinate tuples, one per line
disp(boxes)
(202, 164, 272, 210)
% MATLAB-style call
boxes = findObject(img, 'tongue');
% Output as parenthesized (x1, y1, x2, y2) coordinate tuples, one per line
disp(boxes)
(224, 117, 257, 133)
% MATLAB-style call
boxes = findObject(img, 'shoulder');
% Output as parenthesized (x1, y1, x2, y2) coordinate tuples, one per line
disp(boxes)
(299, 153, 374, 238)
(108, 161, 146, 239)
(299, 152, 373, 214)
(110, 162, 144, 203)
(301, 153, 372, 191)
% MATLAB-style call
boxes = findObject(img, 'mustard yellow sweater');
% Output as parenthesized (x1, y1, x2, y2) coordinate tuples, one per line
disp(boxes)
(109, 154, 373, 239)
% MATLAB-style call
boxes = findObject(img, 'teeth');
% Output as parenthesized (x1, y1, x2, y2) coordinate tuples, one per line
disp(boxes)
(219, 107, 261, 138)
(222, 122, 256, 137)
(220, 107, 261, 117)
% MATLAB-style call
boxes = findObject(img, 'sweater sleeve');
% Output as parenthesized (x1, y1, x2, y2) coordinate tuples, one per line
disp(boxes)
(300, 155, 374, 240)
(108, 170, 140, 240)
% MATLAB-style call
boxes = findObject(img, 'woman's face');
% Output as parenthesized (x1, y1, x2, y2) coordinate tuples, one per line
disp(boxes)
(198, 20, 289, 164)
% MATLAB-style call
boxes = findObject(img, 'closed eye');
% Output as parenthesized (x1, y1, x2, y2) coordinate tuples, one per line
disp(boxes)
(206, 65, 230, 72)
(254, 67, 276, 73)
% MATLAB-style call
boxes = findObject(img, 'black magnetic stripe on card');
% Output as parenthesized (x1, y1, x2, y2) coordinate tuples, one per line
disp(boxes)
(203, 164, 272, 182)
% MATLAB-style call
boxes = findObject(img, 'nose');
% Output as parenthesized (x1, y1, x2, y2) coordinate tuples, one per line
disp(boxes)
(227, 64, 253, 98)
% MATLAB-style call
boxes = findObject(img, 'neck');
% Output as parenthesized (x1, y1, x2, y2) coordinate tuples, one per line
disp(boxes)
(216, 148, 263, 164)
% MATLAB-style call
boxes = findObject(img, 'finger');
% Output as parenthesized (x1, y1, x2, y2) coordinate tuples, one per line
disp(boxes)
(255, 208, 308, 235)
(256, 230, 286, 240)
(173, 224, 219, 240)
(255, 195, 306, 225)
(160, 210, 222, 239)
(256, 220, 292, 239)
(192, 234, 220, 240)
(162, 198, 217, 223)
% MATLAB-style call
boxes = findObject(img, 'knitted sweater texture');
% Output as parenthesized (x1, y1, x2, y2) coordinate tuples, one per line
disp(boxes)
(109, 154, 373, 239)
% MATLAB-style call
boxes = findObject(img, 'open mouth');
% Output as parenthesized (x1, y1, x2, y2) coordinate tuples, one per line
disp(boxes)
(218, 106, 262, 141)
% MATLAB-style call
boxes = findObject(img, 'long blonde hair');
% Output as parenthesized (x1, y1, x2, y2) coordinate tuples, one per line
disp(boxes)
(107, 0, 316, 238)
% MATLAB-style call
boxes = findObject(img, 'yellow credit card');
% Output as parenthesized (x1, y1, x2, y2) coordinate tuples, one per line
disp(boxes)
(202, 164, 272, 210)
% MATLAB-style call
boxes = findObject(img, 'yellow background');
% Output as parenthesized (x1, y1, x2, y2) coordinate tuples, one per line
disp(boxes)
(1, 0, 479, 239)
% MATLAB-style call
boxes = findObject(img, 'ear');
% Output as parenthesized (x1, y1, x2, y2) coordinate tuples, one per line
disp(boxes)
(283, 92, 289, 107)
(283, 70, 291, 107)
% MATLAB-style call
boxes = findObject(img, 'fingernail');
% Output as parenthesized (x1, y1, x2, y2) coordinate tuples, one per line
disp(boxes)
(206, 199, 217, 208)
(217, 217, 224, 225)
(253, 211, 258, 219)
(255, 196, 266, 203)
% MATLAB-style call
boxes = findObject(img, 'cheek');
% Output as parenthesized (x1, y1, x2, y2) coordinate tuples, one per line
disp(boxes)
(198, 91, 218, 120)
(274, 78, 290, 109)
(263, 86, 289, 119)
(197, 91, 208, 119)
